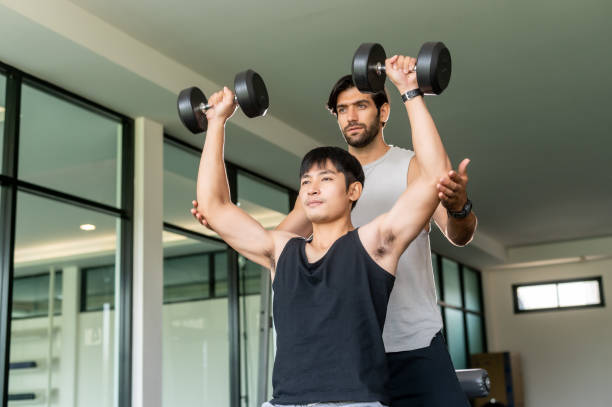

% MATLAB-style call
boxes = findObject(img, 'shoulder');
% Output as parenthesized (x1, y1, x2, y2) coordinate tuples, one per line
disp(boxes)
(390, 146, 415, 159)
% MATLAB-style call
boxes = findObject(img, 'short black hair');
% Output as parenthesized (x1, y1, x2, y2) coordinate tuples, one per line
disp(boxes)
(299, 146, 364, 209)
(326, 74, 389, 119)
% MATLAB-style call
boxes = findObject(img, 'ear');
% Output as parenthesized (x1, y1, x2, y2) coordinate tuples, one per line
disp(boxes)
(348, 181, 363, 204)
(380, 102, 390, 125)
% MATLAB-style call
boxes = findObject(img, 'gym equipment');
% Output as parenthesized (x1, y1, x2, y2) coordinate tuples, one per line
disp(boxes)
(177, 69, 269, 133)
(456, 368, 491, 398)
(352, 42, 452, 95)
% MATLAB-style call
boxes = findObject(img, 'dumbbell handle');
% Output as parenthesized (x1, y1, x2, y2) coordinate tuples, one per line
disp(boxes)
(375, 62, 417, 76)
(197, 95, 239, 112)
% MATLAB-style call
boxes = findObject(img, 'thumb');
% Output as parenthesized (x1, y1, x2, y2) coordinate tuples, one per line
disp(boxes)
(223, 86, 233, 103)
(458, 158, 471, 176)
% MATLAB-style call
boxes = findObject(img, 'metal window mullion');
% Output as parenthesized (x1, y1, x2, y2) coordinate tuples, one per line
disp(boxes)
(477, 270, 488, 353)
(0, 67, 21, 407)
(226, 163, 241, 407)
(459, 264, 470, 367)
(117, 118, 134, 407)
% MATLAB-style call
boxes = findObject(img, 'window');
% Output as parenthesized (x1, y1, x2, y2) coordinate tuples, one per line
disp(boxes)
(18, 82, 123, 207)
(81, 265, 115, 311)
(12, 272, 63, 319)
(513, 277, 604, 313)
(433, 255, 486, 369)
(2, 65, 132, 407)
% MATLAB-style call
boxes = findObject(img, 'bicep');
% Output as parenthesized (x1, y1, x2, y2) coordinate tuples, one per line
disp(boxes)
(205, 203, 276, 268)
(380, 177, 439, 254)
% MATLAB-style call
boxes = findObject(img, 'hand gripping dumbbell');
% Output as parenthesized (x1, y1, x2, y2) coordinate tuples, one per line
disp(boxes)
(177, 69, 269, 134)
(352, 42, 452, 95)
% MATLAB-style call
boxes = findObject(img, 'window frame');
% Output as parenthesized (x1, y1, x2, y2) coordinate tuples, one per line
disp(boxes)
(512, 276, 605, 314)
(0, 59, 134, 407)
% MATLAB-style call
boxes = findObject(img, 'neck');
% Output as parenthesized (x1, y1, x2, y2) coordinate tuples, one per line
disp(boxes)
(310, 216, 354, 250)
(348, 132, 390, 166)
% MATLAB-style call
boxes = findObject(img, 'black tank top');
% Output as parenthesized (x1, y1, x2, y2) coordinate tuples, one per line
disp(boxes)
(271, 229, 395, 405)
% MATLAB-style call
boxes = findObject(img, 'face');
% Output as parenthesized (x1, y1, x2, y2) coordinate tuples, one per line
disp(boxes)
(299, 160, 361, 224)
(335, 87, 386, 148)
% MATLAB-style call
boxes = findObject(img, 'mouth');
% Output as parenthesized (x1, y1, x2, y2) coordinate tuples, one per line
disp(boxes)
(306, 200, 324, 207)
(346, 125, 364, 133)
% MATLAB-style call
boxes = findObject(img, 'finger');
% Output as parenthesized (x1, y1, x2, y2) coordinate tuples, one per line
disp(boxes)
(448, 170, 464, 184)
(458, 158, 471, 176)
(438, 192, 453, 202)
(387, 54, 399, 66)
(192, 200, 198, 208)
(410, 57, 417, 72)
(439, 177, 459, 192)
(208, 90, 222, 106)
(437, 183, 455, 196)
(393, 55, 404, 71)
(223, 86, 234, 104)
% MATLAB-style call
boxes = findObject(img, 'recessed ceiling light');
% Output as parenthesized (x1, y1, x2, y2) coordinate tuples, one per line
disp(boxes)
(80, 224, 96, 231)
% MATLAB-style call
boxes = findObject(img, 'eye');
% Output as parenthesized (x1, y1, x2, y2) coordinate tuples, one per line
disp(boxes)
(301, 180, 310, 185)
(322, 177, 332, 181)
(358, 104, 366, 109)
(338, 107, 345, 113)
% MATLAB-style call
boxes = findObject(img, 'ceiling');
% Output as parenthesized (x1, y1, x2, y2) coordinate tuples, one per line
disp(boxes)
(1, 0, 611, 269)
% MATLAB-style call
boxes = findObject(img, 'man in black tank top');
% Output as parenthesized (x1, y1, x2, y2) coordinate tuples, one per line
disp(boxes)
(193, 59, 451, 406)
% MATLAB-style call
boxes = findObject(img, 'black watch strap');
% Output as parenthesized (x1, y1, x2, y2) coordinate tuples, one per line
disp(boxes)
(448, 199, 472, 219)
(401, 88, 423, 102)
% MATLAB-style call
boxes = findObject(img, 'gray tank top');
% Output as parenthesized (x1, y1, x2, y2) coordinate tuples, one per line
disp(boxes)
(351, 146, 443, 352)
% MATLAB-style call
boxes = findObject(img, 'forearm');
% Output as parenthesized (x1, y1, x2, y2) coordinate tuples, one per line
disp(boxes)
(446, 212, 477, 246)
(405, 97, 451, 179)
(197, 120, 231, 214)
(275, 198, 312, 237)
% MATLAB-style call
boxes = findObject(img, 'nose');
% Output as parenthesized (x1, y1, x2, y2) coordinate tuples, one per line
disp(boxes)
(347, 105, 358, 121)
(307, 180, 320, 196)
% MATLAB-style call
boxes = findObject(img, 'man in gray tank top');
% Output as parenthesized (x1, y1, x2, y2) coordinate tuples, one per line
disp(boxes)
(192, 54, 477, 406)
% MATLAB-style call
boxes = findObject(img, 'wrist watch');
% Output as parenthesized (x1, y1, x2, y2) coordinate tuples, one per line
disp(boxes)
(448, 199, 472, 219)
(401, 88, 423, 102)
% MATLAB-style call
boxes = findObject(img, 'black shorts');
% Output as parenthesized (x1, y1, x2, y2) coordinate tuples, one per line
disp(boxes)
(386, 332, 469, 407)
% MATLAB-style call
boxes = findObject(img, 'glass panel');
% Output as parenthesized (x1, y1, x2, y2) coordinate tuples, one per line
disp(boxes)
(444, 308, 467, 369)
(10, 191, 120, 407)
(215, 252, 228, 297)
(162, 233, 229, 407)
(238, 172, 289, 406)
(82, 265, 115, 311)
(516, 284, 558, 311)
(13, 272, 63, 319)
(463, 267, 481, 312)
(467, 313, 484, 355)
(237, 171, 290, 229)
(164, 252, 210, 303)
(442, 258, 462, 307)
(558, 280, 601, 307)
(18, 83, 122, 207)
(163, 142, 220, 237)
(0, 73, 6, 172)
(432, 253, 441, 301)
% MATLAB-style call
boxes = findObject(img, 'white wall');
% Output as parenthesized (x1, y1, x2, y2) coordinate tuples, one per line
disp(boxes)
(483, 257, 612, 407)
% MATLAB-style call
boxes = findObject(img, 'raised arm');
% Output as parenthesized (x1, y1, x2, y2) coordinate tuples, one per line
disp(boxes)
(360, 55, 451, 262)
(196, 87, 283, 269)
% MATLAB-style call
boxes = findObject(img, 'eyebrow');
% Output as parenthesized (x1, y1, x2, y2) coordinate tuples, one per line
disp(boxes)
(336, 99, 371, 109)
(301, 169, 338, 178)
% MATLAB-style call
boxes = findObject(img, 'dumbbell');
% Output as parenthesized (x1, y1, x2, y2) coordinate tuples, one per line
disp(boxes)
(352, 42, 452, 95)
(177, 69, 269, 134)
